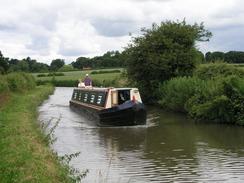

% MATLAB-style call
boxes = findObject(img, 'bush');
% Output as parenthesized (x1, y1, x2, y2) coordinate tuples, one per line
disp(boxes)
(37, 74, 47, 77)
(90, 70, 121, 75)
(92, 79, 118, 87)
(234, 64, 244, 68)
(158, 77, 204, 112)
(22, 73, 36, 90)
(6, 73, 28, 92)
(52, 80, 78, 87)
(187, 95, 232, 123)
(6, 73, 36, 92)
(0, 77, 9, 94)
(194, 62, 244, 80)
(186, 76, 244, 124)
(159, 75, 244, 124)
(37, 72, 65, 77)
(36, 80, 78, 87)
(58, 65, 78, 72)
(223, 77, 244, 125)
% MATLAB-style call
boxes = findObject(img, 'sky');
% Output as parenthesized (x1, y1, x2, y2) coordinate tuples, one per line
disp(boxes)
(0, 0, 244, 64)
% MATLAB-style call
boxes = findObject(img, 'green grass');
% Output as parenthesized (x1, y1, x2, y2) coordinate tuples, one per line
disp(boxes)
(33, 68, 124, 82)
(33, 68, 126, 87)
(231, 63, 244, 70)
(0, 85, 72, 183)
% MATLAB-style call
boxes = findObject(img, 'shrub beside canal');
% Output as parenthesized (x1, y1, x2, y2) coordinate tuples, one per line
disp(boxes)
(0, 77, 9, 94)
(159, 63, 244, 125)
(0, 72, 36, 94)
(1, 73, 36, 107)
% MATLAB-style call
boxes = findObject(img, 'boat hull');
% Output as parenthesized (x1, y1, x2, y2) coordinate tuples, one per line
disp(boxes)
(69, 100, 146, 126)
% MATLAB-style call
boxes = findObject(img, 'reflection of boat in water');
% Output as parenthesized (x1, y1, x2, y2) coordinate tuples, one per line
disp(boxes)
(69, 86, 147, 126)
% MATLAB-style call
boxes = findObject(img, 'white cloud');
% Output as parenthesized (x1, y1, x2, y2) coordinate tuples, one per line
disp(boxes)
(0, 0, 243, 63)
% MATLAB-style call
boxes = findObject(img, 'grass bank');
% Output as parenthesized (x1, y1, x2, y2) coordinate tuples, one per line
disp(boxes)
(0, 85, 72, 182)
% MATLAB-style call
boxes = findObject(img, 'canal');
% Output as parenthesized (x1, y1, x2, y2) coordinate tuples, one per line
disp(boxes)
(38, 87, 244, 182)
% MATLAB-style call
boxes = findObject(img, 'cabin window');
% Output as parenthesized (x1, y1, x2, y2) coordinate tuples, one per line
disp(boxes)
(97, 95, 103, 105)
(83, 93, 89, 102)
(72, 90, 107, 107)
(72, 91, 77, 100)
(118, 90, 131, 105)
(90, 93, 96, 103)
(78, 92, 82, 101)
(96, 92, 107, 106)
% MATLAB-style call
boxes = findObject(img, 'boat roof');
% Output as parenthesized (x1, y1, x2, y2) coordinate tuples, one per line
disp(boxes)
(75, 87, 138, 91)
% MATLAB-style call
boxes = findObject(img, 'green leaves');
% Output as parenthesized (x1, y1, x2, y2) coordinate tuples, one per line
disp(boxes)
(125, 20, 211, 102)
(194, 62, 244, 79)
(50, 59, 65, 71)
(159, 73, 244, 125)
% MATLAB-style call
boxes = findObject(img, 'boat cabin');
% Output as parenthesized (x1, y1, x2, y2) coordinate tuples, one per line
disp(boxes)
(71, 87, 142, 110)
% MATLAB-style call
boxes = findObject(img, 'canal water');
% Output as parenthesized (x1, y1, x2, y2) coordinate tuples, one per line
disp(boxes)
(38, 87, 244, 182)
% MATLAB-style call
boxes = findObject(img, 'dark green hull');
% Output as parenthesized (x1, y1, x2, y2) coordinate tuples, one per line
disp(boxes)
(70, 100, 147, 126)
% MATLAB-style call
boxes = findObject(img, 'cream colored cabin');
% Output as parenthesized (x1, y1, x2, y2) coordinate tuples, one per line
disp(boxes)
(75, 84, 143, 109)
(105, 88, 142, 108)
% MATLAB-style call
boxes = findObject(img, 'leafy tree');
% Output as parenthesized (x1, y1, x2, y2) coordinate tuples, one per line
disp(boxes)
(50, 59, 65, 71)
(195, 50, 205, 64)
(58, 64, 76, 72)
(205, 51, 244, 63)
(205, 51, 225, 62)
(211, 51, 225, 61)
(125, 20, 212, 102)
(72, 57, 91, 69)
(205, 52, 212, 62)
(18, 60, 29, 72)
(224, 51, 244, 63)
(9, 58, 19, 66)
(72, 51, 125, 69)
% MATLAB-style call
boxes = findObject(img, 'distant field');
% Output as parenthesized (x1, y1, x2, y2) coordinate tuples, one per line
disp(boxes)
(232, 63, 244, 70)
(33, 68, 124, 82)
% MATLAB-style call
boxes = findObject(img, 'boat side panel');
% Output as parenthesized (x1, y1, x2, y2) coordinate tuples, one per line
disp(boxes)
(70, 100, 100, 124)
(99, 101, 147, 126)
(72, 89, 108, 108)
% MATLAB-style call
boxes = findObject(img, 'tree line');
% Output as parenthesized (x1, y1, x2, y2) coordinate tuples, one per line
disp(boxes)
(1, 41, 244, 75)
(0, 50, 125, 74)
(71, 50, 125, 70)
(205, 51, 244, 63)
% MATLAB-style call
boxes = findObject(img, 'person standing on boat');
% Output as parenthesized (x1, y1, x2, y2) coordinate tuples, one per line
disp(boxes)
(84, 74, 92, 86)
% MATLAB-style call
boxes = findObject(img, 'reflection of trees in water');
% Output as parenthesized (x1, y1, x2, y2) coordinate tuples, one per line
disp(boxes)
(142, 107, 244, 180)
(97, 127, 147, 153)
(97, 107, 244, 181)
(94, 106, 244, 181)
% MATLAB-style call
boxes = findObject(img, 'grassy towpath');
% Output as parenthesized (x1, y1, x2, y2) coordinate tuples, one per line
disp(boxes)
(0, 85, 72, 183)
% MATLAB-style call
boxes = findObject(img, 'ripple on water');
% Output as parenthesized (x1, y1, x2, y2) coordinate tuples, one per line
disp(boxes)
(38, 87, 244, 183)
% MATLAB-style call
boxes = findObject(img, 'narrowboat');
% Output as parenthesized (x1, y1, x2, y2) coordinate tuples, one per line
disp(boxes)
(69, 86, 147, 126)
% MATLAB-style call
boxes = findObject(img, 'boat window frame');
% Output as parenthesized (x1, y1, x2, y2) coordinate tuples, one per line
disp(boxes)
(118, 89, 131, 105)
(111, 91, 118, 106)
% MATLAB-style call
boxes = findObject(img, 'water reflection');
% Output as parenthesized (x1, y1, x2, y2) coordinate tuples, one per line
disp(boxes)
(38, 87, 244, 182)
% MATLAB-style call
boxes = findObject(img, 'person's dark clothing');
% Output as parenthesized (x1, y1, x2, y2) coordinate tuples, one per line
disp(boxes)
(84, 77, 92, 86)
